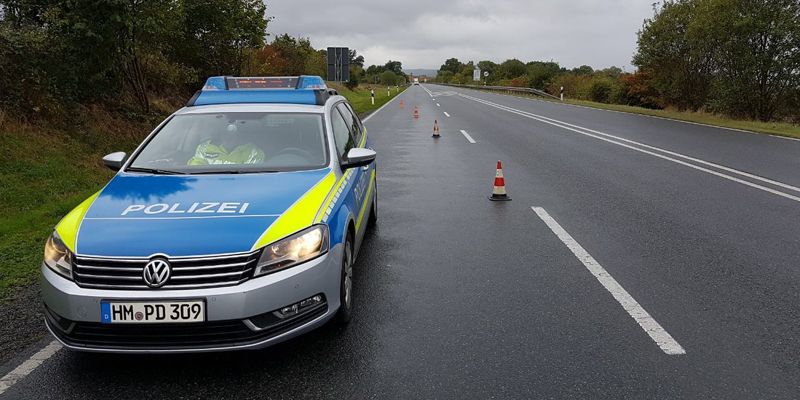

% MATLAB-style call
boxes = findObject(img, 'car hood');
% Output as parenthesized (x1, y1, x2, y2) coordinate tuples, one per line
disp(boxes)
(76, 168, 332, 257)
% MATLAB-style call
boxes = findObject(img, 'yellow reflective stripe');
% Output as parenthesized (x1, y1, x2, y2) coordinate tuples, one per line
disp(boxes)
(55, 191, 101, 252)
(315, 169, 352, 223)
(355, 170, 376, 232)
(359, 127, 367, 147)
(251, 171, 336, 250)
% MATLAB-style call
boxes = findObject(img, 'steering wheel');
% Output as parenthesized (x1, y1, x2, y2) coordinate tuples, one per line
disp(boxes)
(277, 147, 314, 160)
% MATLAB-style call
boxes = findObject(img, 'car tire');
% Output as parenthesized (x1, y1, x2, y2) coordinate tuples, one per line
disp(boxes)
(334, 233, 354, 324)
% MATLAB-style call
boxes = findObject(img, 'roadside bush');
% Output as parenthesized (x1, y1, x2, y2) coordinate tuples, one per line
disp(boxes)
(589, 80, 613, 103)
(549, 74, 594, 100)
(380, 70, 399, 86)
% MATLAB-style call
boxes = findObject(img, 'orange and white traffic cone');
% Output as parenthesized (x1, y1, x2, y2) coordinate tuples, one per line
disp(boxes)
(489, 160, 511, 201)
(399, 100, 405, 109)
(432, 120, 440, 138)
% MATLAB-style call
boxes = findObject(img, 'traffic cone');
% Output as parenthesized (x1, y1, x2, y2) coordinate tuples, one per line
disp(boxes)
(399, 100, 405, 109)
(489, 160, 511, 201)
(432, 120, 440, 138)
(413, 108, 420, 119)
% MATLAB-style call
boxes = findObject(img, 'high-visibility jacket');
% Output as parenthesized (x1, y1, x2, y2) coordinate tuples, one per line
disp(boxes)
(188, 140, 265, 165)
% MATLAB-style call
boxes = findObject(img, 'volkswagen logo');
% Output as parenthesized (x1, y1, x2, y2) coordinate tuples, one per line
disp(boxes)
(142, 258, 171, 288)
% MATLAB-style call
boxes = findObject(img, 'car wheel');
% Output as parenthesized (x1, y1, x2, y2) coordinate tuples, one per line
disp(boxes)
(335, 233, 354, 324)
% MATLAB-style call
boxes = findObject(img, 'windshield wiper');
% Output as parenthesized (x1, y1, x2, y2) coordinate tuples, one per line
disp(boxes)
(188, 169, 281, 175)
(125, 166, 187, 175)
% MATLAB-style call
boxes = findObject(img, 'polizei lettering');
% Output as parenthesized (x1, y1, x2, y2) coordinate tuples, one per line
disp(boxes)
(121, 202, 250, 216)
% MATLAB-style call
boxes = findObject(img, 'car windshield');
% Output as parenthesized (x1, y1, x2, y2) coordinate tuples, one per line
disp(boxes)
(128, 112, 328, 174)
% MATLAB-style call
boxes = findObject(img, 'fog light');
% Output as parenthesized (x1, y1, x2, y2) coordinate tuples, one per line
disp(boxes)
(280, 304, 299, 317)
(299, 295, 323, 308)
(275, 294, 325, 318)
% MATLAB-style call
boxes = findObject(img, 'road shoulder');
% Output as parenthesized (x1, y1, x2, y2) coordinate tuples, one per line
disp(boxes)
(0, 283, 48, 367)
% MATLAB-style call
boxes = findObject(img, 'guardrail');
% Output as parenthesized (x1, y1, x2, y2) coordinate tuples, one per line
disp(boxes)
(437, 83, 560, 100)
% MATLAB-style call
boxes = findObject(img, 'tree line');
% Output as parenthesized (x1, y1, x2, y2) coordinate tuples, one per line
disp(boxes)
(435, 0, 800, 123)
(1, 0, 269, 117)
(0, 1, 406, 121)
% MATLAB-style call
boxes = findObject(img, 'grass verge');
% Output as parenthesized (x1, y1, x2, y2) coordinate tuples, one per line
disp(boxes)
(329, 83, 405, 117)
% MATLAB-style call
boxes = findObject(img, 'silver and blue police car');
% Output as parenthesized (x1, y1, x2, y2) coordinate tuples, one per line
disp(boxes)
(41, 76, 378, 352)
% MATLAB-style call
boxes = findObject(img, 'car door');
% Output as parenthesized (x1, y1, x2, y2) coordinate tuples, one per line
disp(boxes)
(333, 103, 372, 248)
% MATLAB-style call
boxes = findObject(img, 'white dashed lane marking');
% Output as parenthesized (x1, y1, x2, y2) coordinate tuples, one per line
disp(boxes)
(459, 130, 476, 143)
(531, 207, 686, 355)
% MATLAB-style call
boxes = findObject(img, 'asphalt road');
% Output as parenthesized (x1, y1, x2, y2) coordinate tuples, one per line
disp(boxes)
(3, 84, 799, 399)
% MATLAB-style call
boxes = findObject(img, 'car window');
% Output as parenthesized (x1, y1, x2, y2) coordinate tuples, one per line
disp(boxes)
(336, 103, 362, 147)
(344, 102, 363, 135)
(128, 112, 328, 173)
(330, 108, 354, 158)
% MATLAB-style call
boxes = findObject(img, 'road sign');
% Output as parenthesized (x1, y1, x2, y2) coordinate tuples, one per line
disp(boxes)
(326, 47, 350, 82)
(473, 68, 481, 82)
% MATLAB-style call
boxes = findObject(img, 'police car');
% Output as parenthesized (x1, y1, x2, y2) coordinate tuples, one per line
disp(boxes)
(41, 76, 378, 352)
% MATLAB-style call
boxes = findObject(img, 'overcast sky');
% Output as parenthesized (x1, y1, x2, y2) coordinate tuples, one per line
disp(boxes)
(265, 1, 655, 71)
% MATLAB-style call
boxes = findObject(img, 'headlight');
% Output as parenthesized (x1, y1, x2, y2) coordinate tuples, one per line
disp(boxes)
(254, 225, 329, 277)
(44, 232, 73, 279)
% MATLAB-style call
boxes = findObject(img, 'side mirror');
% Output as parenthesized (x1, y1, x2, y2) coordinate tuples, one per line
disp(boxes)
(340, 148, 376, 170)
(102, 152, 127, 171)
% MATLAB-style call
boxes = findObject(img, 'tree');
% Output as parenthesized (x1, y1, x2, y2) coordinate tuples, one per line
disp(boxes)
(439, 58, 463, 75)
(710, 0, 800, 120)
(436, 70, 454, 83)
(380, 70, 399, 85)
(178, 0, 268, 79)
(633, 0, 717, 111)
(383, 60, 404, 76)
(634, 0, 800, 120)
(526, 61, 561, 89)
(0, 0, 271, 115)
(498, 59, 526, 79)
(349, 49, 364, 67)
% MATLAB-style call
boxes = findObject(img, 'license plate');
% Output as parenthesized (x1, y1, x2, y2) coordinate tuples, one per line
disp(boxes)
(100, 300, 205, 324)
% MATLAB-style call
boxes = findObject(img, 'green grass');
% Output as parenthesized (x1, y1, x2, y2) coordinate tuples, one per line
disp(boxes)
(329, 83, 406, 116)
(0, 84, 405, 298)
(466, 87, 800, 139)
(0, 108, 163, 298)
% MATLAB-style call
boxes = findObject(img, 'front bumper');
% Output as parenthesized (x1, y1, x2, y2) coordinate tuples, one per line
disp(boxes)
(41, 245, 343, 353)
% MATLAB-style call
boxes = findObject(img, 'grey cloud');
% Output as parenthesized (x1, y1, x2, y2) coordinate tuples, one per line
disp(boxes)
(265, 0, 653, 70)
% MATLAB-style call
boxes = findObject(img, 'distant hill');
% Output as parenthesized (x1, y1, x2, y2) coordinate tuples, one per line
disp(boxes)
(404, 69, 437, 77)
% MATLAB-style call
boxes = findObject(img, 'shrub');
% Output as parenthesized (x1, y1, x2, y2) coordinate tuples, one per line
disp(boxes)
(589, 80, 613, 103)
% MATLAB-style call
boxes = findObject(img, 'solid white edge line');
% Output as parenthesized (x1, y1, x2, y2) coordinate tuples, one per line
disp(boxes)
(459, 129, 476, 144)
(770, 134, 800, 142)
(420, 84, 434, 98)
(362, 87, 406, 123)
(444, 112, 451, 117)
(460, 93, 800, 203)
(531, 207, 686, 355)
(0, 341, 63, 395)
(501, 99, 800, 194)
(451, 84, 800, 141)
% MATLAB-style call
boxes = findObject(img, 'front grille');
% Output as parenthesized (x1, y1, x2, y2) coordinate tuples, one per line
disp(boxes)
(48, 302, 328, 350)
(73, 250, 261, 290)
